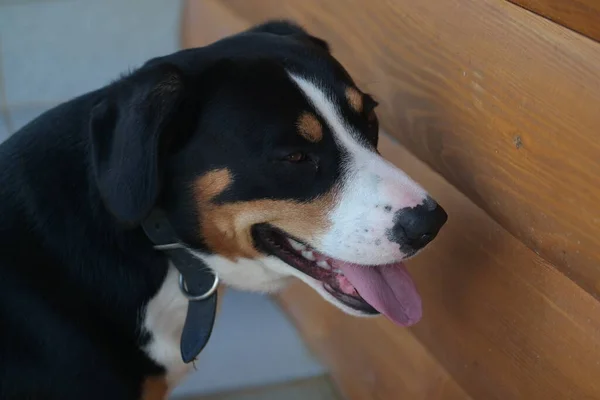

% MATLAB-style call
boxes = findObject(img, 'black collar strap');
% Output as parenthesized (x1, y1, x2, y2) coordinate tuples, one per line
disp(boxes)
(142, 209, 219, 364)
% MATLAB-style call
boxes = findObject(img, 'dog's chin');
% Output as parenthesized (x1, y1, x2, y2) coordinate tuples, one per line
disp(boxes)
(252, 225, 382, 317)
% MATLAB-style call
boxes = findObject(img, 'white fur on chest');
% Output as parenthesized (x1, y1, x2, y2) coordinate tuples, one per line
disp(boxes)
(142, 255, 291, 389)
(143, 265, 192, 387)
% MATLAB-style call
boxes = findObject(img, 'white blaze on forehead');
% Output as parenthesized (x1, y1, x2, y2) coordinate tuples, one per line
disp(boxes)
(288, 73, 429, 265)
(289, 74, 366, 150)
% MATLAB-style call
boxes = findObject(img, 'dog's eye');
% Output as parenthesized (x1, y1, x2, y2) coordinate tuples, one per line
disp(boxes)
(368, 109, 377, 124)
(364, 97, 379, 132)
(367, 109, 379, 132)
(364, 96, 379, 115)
(285, 152, 307, 163)
(364, 104, 380, 147)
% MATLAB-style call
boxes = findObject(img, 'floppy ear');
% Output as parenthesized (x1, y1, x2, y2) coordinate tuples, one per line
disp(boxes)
(89, 63, 186, 224)
(248, 20, 330, 52)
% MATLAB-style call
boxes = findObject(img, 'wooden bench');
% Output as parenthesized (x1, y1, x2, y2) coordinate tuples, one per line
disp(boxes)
(181, 2, 600, 398)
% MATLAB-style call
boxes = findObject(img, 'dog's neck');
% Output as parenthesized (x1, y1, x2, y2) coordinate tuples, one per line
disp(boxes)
(141, 209, 219, 364)
(142, 265, 193, 388)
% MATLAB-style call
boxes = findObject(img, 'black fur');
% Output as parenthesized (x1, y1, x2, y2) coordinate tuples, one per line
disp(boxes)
(0, 21, 373, 399)
(90, 63, 187, 224)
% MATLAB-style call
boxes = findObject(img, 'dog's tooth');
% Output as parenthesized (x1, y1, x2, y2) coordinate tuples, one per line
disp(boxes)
(288, 238, 306, 251)
(301, 250, 316, 261)
(334, 268, 343, 275)
(317, 260, 330, 269)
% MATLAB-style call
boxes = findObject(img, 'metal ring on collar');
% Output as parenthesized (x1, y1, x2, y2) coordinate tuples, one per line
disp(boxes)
(154, 243, 185, 251)
(178, 273, 220, 301)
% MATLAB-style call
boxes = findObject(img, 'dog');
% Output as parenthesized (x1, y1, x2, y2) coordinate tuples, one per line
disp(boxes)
(0, 21, 447, 400)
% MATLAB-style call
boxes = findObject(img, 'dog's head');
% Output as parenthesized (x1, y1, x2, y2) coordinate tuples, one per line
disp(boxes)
(90, 21, 447, 326)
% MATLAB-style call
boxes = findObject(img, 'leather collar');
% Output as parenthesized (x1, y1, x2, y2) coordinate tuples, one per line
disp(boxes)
(142, 209, 218, 364)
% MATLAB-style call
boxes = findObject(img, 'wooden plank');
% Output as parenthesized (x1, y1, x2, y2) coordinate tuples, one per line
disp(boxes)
(180, 3, 600, 399)
(278, 133, 600, 400)
(278, 283, 472, 400)
(213, 0, 600, 301)
(507, 0, 600, 43)
(180, 0, 249, 49)
(179, 8, 469, 398)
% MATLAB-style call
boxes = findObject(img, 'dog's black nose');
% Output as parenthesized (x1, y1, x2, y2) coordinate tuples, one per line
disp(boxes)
(389, 197, 448, 251)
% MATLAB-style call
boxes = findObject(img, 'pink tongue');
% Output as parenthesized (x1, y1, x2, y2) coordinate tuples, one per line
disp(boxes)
(332, 261, 422, 326)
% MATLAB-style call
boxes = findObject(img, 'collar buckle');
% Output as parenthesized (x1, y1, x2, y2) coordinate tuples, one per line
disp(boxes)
(142, 209, 219, 364)
(179, 272, 220, 301)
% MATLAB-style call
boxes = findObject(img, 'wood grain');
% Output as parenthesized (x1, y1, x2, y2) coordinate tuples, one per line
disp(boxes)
(279, 133, 600, 400)
(210, 0, 600, 301)
(508, 0, 600, 43)
(179, 0, 248, 48)
(278, 281, 471, 400)
(180, 3, 600, 399)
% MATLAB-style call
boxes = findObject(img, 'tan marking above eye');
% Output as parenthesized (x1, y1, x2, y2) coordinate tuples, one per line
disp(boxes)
(297, 112, 323, 143)
(194, 168, 338, 261)
(195, 168, 232, 201)
(345, 86, 363, 113)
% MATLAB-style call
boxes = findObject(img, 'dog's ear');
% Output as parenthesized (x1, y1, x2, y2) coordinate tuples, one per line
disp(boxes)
(248, 20, 330, 52)
(89, 63, 185, 224)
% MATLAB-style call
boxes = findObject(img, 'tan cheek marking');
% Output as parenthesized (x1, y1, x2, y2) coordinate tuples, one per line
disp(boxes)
(345, 87, 363, 113)
(194, 169, 338, 261)
(196, 168, 232, 200)
(297, 112, 323, 142)
(141, 376, 168, 400)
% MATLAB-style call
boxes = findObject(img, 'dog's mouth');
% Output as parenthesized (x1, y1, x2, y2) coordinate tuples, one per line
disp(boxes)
(253, 225, 422, 326)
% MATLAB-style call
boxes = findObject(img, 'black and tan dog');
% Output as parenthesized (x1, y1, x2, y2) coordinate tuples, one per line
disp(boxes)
(0, 21, 447, 399)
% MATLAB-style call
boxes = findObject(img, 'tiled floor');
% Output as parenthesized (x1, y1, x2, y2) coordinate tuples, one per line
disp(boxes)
(171, 290, 325, 398)
(0, 1, 329, 398)
(176, 376, 342, 400)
